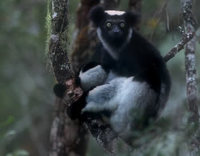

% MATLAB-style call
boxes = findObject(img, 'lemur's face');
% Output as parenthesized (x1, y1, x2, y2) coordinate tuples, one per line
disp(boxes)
(100, 12, 130, 46)
(90, 7, 139, 48)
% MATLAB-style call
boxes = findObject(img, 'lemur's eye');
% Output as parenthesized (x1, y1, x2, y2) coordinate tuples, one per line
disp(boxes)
(106, 22, 112, 28)
(120, 22, 125, 28)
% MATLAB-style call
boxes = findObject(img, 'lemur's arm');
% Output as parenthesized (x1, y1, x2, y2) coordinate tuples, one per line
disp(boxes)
(53, 62, 109, 119)
(78, 62, 108, 91)
(53, 62, 108, 97)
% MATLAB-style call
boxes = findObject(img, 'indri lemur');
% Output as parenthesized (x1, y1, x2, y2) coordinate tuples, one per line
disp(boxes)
(54, 6, 171, 141)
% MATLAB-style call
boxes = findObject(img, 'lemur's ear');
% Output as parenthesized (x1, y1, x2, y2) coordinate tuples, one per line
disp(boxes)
(124, 11, 140, 26)
(89, 6, 106, 26)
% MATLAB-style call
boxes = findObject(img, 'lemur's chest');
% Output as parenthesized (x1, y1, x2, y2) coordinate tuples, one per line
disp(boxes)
(109, 57, 139, 77)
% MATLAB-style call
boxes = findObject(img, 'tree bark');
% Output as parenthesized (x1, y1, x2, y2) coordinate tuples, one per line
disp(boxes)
(164, 32, 194, 62)
(181, 0, 199, 122)
(48, 0, 88, 156)
(71, 0, 100, 72)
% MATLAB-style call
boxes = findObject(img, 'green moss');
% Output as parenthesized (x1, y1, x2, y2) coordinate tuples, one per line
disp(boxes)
(45, 0, 52, 54)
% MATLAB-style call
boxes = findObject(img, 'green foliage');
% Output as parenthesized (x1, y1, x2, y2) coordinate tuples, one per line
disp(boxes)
(6, 149, 29, 156)
(0, 0, 53, 155)
(45, 0, 52, 54)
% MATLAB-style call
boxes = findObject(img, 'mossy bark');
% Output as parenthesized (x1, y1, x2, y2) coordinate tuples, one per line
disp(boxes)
(48, 0, 88, 156)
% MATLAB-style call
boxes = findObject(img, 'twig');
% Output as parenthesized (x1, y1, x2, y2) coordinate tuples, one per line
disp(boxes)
(164, 32, 194, 62)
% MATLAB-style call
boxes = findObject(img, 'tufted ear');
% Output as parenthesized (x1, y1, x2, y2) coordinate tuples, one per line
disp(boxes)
(89, 6, 106, 27)
(124, 11, 140, 26)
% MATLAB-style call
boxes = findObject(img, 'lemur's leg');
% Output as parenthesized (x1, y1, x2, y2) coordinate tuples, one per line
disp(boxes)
(82, 77, 126, 114)
(82, 77, 158, 139)
(110, 78, 157, 139)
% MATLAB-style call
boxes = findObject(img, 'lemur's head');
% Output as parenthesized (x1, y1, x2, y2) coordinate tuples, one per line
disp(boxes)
(89, 6, 139, 51)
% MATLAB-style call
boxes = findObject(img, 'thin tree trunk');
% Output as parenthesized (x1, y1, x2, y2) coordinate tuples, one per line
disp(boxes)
(71, 0, 100, 71)
(181, 0, 199, 123)
(48, 0, 88, 156)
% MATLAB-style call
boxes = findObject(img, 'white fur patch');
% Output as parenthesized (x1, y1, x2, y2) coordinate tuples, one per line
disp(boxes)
(97, 28, 133, 60)
(105, 10, 125, 16)
(83, 76, 157, 140)
(111, 78, 157, 139)
(79, 65, 107, 91)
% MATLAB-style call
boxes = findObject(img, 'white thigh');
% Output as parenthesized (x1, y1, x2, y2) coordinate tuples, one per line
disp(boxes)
(110, 78, 157, 138)
(82, 77, 126, 113)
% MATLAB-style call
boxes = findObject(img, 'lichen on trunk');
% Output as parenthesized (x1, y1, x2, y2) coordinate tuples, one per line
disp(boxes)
(181, 0, 199, 123)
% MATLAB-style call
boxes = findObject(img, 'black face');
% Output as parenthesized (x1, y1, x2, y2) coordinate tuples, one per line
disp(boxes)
(89, 6, 139, 48)
(100, 15, 130, 47)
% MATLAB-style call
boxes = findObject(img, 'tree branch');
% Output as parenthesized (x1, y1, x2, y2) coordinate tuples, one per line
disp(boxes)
(164, 32, 194, 62)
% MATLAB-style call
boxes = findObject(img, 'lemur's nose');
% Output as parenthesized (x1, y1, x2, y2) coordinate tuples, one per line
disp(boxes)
(113, 25, 120, 33)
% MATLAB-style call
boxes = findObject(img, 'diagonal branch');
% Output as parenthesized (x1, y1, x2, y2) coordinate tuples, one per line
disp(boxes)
(164, 32, 194, 62)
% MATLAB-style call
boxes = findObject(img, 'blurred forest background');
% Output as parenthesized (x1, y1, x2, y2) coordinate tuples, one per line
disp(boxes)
(0, 0, 200, 156)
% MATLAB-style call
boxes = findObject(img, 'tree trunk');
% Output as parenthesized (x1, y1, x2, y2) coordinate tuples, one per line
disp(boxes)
(48, 0, 88, 156)
(181, 0, 199, 123)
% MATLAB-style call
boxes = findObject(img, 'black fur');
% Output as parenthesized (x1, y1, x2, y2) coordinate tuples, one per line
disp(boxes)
(99, 30, 171, 95)
(67, 7, 171, 123)
(89, 7, 171, 96)
(91, 7, 170, 118)
(81, 62, 99, 72)
(67, 92, 88, 120)
(89, 6, 106, 26)
(53, 83, 67, 98)
(124, 11, 140, 26)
